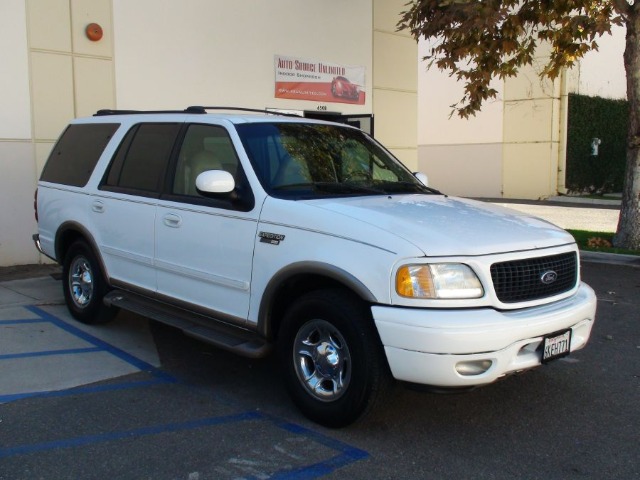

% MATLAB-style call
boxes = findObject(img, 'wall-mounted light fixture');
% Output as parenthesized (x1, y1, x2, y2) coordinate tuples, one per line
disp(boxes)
(85, 23, 103, 42)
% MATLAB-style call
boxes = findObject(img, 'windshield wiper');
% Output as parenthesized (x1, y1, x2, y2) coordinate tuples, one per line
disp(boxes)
(271, 182, 336, 191)
(341, 182, 386, 195)
(272, 182, 385, 195)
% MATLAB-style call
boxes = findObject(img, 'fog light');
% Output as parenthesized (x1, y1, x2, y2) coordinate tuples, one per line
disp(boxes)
(455, 360, 493, 376)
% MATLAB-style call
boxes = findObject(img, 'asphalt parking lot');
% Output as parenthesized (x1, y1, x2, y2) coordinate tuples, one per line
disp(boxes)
(1, 259, 638, 480)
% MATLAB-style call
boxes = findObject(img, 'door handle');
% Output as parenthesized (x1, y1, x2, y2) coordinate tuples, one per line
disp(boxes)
(91, 200, 104, 213)
(163, 213, 182, 228)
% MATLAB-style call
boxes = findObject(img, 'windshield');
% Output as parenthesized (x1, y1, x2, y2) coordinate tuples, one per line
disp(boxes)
(235, 122, 436, 199)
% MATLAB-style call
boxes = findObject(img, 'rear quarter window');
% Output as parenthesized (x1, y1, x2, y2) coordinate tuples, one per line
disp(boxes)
(40, 123, 120, 187)
(102, 123, 181, 195)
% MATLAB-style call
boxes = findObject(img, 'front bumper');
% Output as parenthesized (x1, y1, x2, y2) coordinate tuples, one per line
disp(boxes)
(372, 282, 597, 387)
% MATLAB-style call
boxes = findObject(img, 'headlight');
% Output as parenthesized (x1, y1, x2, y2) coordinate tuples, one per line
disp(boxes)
(396, 264, 484, 299)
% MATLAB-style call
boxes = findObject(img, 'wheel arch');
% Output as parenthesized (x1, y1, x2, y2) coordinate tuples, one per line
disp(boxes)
(257, 261, 377, 341)
(55, 222, 110, 284)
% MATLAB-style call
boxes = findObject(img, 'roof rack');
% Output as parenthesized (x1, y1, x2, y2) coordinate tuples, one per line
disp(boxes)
(94, 108, 201, 116)
(186, 106, 301, 117)
(94, 106, 301, 117)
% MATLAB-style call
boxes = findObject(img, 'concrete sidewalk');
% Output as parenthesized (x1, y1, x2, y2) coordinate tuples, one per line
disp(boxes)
(492, 201, 619, 233)
(486, 199, 639, 268)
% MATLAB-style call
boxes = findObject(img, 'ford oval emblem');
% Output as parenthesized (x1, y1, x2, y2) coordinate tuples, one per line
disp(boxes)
(540, 270, 558, 285)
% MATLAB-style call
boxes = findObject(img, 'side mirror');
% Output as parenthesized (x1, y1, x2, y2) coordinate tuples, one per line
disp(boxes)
(414, 172, 429, 187)
(195, 170, 235, 194)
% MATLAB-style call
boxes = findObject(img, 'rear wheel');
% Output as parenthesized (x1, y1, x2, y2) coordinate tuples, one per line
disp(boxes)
(62, 240, 116, 324)
(278, 289, 392, 427)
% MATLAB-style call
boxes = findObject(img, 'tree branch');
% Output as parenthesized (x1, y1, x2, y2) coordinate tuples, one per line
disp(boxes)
(612, 0, 630, 17)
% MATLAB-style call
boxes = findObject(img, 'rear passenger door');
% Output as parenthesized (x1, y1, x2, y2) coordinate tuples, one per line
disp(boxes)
(155, 123, 258, 323)
(96, 122, 181, 292)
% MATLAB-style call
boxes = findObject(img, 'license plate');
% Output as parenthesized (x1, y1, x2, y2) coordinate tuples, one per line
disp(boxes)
(542, 329, 572, 363)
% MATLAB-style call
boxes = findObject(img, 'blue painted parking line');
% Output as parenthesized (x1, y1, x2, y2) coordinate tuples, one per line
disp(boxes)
(0, 306, 176, 404)
(0, 378, 169, 404)
(265, 419, 369, 480)
(25, 306, 171, 379)
(1, 307, 370, 478)
(0, 410, 369, 478)
(0, 411, 261, 459)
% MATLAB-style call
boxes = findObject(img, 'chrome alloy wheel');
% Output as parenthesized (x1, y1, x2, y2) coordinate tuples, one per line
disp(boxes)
(293, 319, 352, 402)
(69, 256, 94, 308)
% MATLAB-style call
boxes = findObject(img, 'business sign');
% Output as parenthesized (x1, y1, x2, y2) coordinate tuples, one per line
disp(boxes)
(274, 55, 366, 105)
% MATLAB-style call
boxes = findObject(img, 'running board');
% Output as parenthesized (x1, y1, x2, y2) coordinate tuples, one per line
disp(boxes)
(103, 290, 271, 359)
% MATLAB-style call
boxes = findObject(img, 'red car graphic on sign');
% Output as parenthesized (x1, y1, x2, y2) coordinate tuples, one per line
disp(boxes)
(331, 76, 360, 100)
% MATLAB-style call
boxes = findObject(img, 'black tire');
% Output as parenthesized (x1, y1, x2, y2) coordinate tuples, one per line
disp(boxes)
(62, 240, 116, 324)
(278, 289, 392, 427)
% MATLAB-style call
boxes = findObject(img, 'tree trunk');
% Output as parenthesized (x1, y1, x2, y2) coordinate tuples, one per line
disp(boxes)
(614, 6, 640, 250)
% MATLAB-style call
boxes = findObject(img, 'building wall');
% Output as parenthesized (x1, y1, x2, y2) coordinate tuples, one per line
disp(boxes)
(501, 47, 565, 199)
(112, 0, 416, 168)
(418, 26, 626, 200)
(0, 0, 37, 266)
(418, 41, 566, 200)
(111, 1, 373, 113)
(372, 0, 418, 169)
(570, 24, 627, 99)
(0, 0, 115, 266)
(27, 0, 115, 179)
(1, 0, 417, 266)
(417, 39, 505, 197)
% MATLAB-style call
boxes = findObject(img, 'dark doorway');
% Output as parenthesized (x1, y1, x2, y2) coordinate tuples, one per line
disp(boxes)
(304, 111, 374, 137)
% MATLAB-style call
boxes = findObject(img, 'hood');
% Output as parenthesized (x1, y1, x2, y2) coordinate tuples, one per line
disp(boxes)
(308, 195, 574, 257)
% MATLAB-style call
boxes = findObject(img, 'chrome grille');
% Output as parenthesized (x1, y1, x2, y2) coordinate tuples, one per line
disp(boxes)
(490, 252, 578, 303)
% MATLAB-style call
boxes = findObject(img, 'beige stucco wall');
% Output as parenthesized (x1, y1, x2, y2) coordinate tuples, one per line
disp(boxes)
(418, 41, 569, 199)
(1, 0, 418, 266)
(28, 0, 115, 138)
(418, 143, 503, 197)
(0, 0, 36, 266)
(501, 47, 565, 199)
(372, 0, 418, 169)
(112, 0, 417, 163)
(33, 0, 114, 263)
(112, 1, 373, 113)
(418, 38, 505, 197)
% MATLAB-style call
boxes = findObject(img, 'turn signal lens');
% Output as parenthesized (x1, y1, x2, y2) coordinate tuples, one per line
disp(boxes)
(396, 263, 483, 299)
(396, 265, 436, 298)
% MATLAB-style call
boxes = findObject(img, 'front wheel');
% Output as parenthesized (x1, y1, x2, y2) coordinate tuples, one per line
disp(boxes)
(62, 240, 116, 324)
(278, 289, 392, 427)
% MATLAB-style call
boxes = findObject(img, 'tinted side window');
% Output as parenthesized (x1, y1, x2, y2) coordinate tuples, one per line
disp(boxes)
(40, 123, 120, 187)
(172, 124, 241, 196)
(103, 123, 181, 194)
(163, 123, 255, 211)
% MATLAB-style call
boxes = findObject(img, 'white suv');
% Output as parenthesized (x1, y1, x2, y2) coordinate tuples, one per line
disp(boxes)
(34, 107, 597, 427)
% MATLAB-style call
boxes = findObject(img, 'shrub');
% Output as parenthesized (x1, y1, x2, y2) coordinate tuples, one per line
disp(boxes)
(566, 93, 628, 194)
